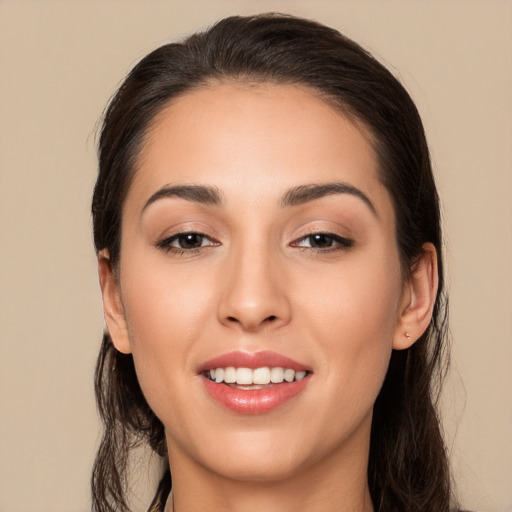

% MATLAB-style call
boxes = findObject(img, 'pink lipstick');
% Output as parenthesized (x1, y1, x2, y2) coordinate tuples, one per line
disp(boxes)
(199, 351, 312, 414)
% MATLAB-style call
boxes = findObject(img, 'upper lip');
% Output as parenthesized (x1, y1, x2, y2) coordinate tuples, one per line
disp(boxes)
(198, 350, 311, 373)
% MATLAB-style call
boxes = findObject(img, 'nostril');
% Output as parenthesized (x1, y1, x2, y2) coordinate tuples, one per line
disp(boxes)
(225, 314, 277, 325)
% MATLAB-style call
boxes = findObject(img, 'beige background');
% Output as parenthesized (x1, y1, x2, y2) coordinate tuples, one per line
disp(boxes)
(0, 1, 511, 511)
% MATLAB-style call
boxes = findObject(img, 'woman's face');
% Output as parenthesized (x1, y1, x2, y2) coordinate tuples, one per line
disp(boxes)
(105, 83, 412, 483)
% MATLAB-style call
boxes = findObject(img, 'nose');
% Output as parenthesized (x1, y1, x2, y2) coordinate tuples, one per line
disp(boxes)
(217, 243, 292, 332)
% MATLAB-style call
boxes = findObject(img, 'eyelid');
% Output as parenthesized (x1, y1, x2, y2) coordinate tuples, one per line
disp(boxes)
(157, 231, 219, 248)
(288, 220, 355, 253)
(153, 221, 220, 243)
(289, 219, 353, 241)
(290, 232, 354, 249)
(153, 222, 222, 255)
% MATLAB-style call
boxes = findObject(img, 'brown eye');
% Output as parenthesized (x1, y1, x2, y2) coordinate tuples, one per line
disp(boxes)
(157, 232, 219, 254)
(308, 234, 335, 248)
(176, 233, 204, 249)
(292, 232, 354, 251)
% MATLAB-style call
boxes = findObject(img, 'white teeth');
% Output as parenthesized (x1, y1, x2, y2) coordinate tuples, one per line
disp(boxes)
(215, 368, 224, 383)
(223, 367, 236, 383)
(270, 367, 284, 383)
(206, 366, 308, 385)
(283, 368, 295, 383)
(236, 367, 253, 385)
(252, 367, 271, 385)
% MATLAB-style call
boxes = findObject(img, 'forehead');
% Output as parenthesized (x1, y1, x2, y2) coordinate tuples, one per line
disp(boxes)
(126, 82, 390, 219)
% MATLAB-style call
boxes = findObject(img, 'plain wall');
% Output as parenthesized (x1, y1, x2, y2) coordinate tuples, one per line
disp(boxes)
(0, 1, 511, 511)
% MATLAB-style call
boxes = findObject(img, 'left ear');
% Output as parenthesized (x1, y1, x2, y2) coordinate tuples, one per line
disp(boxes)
(393, 242, 439, 350)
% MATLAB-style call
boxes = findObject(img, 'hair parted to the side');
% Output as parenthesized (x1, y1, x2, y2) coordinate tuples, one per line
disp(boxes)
(92, 13, 456, 512)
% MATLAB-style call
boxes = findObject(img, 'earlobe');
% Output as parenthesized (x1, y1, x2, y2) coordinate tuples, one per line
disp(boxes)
(98, 250, 132, 354)
(393, 243, 439, 350)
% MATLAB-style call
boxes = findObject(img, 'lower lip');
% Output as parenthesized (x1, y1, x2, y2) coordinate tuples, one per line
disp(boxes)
(202, 376, 310, 414)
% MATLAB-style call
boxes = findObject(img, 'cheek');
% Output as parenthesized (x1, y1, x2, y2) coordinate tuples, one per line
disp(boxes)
(121, 248, 215, 342)
(296, 249, 402, 341)
(294, 252, 402, 408)
(117, 253, 218, 410)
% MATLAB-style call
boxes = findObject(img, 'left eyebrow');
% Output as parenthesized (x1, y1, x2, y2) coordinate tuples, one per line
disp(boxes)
(280, 182, 377, 216)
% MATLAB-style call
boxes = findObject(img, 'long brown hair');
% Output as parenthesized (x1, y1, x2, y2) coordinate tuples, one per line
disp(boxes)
(92, 13, 455, 512)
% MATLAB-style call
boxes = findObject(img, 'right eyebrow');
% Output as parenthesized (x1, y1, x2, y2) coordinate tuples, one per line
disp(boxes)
(141, 184, 222, 215)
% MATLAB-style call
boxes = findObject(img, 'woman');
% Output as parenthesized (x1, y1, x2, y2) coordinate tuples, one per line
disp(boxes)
(91, 13, 456, 512)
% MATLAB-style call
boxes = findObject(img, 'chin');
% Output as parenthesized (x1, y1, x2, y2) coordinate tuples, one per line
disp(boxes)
(191, 425, 335, 484)
(204, 451, 309, 484)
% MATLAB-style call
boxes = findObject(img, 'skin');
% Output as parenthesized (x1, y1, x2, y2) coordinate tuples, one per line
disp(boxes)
(100, 83, 438, 512)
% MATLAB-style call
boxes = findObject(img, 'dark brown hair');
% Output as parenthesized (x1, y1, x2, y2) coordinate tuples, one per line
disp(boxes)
(92, 13, 455, 512)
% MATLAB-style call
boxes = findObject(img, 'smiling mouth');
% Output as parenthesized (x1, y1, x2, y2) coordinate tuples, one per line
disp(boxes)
(199, 351, 313, 412)
(204, 366, 310, 388)
(200, 356, 312, 413)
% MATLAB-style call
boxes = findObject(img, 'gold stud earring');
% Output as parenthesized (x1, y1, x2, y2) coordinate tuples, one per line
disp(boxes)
(404, 332, 412, 342)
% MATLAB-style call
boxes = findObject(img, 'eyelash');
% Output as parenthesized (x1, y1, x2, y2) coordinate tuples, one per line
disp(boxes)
(156, 231, 354, 255)
(290, 232, 354, 252)
(156, 232, 220, 255)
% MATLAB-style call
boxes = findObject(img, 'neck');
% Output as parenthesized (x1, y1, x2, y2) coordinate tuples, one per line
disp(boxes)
(166, 487, 372, 512)
(165, 420, 374, 512)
